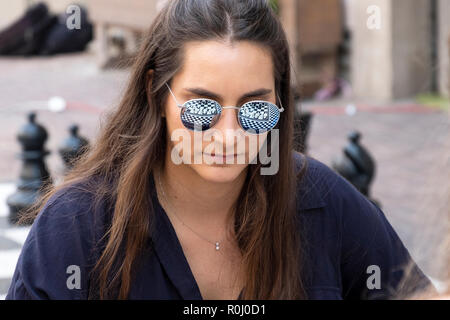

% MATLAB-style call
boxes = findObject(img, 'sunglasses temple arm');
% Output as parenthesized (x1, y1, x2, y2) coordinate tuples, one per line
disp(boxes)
(165, 83, 183, 108)
(277, 93, 285, 112)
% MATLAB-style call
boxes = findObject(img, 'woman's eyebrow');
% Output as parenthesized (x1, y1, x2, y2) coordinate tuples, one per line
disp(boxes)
(183, 87, 273, 101)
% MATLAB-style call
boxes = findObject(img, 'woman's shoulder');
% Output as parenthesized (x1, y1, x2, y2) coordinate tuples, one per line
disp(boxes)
(292, 151, 433, 299)
(292, 151, 358, 212)
(292, 151, 388, 249)
(32, 176, 112, 235)
(292, 151, 390, 239)
(6, 176, 111, 299)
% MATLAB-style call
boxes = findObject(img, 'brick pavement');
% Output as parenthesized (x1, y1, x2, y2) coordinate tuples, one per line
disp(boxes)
(0, 51, 129, 183)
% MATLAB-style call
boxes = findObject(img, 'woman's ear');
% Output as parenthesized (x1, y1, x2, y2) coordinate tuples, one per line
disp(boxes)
(146, 69, 154, 90)
(146, 69, 165, 118)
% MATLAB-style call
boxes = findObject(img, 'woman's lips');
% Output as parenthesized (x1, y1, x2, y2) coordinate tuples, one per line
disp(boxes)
(203, 152, 243, 161)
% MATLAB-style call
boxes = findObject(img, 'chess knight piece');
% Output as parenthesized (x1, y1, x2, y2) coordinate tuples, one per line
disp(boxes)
(332, 131, 380, 207)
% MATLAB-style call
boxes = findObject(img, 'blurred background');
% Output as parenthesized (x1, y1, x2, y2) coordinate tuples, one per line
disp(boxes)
(0, 0, 448, 299)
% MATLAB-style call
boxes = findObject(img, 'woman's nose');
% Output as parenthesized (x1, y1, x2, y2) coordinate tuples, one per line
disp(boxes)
(216, 107, 241, 131)
(212, 108, 245, 148)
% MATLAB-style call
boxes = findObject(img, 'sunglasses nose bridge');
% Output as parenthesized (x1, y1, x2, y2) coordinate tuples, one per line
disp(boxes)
(216, 106, 242, 130)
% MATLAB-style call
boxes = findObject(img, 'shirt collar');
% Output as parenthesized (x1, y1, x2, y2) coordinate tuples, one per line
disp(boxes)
(297, 181, 327, 211)
(294, 152, 327, 211)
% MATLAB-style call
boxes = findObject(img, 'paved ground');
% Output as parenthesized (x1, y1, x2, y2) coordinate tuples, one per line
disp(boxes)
(0, 51, 449, 298)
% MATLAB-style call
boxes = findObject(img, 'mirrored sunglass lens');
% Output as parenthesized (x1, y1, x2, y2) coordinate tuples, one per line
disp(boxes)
(238, 101, 280, 134)
(180, 100, 221, 131)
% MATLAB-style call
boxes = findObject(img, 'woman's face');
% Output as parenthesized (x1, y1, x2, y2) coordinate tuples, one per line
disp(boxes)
(163, 40, 276, 183)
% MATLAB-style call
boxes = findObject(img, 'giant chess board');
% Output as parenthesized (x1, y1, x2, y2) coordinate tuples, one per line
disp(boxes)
(0, 183, 31, 299)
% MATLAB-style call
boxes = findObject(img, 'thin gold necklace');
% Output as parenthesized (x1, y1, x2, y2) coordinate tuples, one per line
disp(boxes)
(156, 171, 224, 251)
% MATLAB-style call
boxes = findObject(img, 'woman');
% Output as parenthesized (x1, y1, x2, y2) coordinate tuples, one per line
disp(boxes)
(6, 0, 433, 300)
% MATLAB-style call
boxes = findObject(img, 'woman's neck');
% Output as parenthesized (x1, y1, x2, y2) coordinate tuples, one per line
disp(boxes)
(155, 156, 247, 238)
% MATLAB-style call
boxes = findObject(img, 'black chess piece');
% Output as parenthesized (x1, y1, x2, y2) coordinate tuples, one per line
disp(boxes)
(58, 124, 89, 170)
(332, 131, 380, 207)
(7, 112, 52, 225)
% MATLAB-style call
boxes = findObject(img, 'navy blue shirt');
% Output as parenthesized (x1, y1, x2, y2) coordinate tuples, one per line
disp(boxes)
(6, 153, 432, 299)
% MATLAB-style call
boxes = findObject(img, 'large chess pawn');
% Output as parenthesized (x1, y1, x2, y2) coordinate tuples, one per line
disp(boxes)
(7, 112, 52, 225)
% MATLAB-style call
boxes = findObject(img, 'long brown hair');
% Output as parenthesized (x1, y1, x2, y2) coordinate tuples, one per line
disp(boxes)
(22, 0, 307, 299)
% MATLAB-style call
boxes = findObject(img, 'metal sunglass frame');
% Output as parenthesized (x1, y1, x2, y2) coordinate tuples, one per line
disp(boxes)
(165, 83, 284, 132)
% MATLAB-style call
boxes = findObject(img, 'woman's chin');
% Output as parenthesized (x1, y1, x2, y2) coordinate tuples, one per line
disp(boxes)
(191, 163, 248, 183)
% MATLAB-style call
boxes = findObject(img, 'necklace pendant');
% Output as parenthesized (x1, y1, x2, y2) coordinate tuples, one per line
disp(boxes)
(215, 242, 220, 251)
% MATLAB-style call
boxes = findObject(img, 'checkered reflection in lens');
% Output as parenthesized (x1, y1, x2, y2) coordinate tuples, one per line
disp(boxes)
(238, 101, 281, 134)
(180, 99, 222, 131)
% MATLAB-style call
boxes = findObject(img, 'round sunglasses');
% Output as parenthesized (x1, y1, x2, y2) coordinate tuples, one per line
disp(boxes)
(165, 83, 284, 134)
